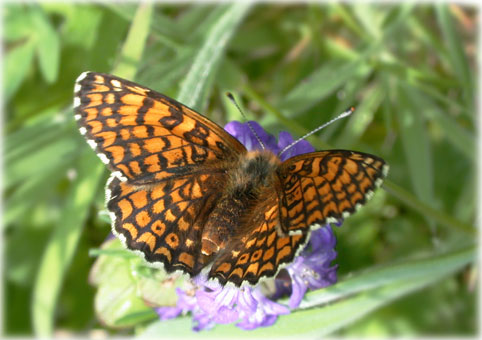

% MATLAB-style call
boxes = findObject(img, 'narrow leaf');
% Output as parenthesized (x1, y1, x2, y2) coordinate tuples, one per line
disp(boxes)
(113, 3, 153, 79)
(177, 3, 252, 110)
(5, 38, 35, 100)
(31, 6, 60, 83)
(436, 5, 474, 112)
(280, 59, 371, 117)
(396, 83, 435, 227)
(32, 151, 105, 336)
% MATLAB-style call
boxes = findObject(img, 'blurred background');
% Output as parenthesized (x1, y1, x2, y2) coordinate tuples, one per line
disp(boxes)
(3, 2, 477, 337)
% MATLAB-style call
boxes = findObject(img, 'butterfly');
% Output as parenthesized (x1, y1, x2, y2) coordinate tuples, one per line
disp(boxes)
(74, 72, 388, 287)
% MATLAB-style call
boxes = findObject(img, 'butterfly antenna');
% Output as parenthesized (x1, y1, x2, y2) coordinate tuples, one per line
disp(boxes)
(226, 92, 265, 150)
(278, 107, 355, 158)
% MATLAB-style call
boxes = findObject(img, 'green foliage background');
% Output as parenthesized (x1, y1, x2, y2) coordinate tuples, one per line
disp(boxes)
(4, 3, 477, 337)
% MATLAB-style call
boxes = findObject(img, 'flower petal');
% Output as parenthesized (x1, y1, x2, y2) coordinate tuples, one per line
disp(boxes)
(214, 305, 239, 324)
(277, 131, 315, 160)
(155, 306, 182, 320)
(238, 288, 258, 313)
(287, 272, 308, 309)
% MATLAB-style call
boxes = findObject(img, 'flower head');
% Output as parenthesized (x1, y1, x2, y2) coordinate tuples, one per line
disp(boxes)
(155, 121, 339, 331)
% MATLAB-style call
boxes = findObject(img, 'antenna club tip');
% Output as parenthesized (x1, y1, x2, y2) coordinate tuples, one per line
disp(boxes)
(226, 92, 235, 100)
(350, 106, 355, 112)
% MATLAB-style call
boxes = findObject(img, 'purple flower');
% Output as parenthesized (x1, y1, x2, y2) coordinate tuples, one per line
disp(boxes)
(155, 276, 290, 331)
(285, 227, 338, 308)
(155, 121, 338, 331)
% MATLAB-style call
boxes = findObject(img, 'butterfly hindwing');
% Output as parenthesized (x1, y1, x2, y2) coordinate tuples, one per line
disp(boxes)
(107, 173, 225, 275)
(74, 72, 246, 184)
(278, 150, 388, 234)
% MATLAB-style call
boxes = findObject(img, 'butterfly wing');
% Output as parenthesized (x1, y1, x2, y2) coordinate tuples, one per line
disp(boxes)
(277, 150, 388, 234)
(209, 196, 308, 286)
(74, 72, 246, 184)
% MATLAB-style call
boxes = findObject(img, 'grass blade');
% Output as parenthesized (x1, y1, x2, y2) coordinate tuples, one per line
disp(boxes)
(395, 83, 436, 232)
(31, 6, 60, 83)
(280, 58, 371, 117)
(177, 3, 252, 110)
(113, 3, 153, 79)
(436, 5, 474, 113)
(32, 152, 105, 336)
(5, 38, 35, 100)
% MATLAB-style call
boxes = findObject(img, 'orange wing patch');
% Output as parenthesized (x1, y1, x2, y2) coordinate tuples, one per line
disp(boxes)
(74, 72, 246, 183)
(278, 150, 388, 234)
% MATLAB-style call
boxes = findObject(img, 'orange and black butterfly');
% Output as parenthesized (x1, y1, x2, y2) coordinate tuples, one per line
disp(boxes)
(74, 72, 388, 287)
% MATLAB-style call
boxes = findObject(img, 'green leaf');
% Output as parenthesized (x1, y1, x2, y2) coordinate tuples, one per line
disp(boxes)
(139, 48, 195, 91)
(89, 239, 156, 328)
(293, 246, 475, 309)
(352, 4, 383, 39)
(280, 58, 371, 117)
(4, 163, 69, 226)
(395, 84, 436, 228)
(89, 238, 186, 328)
(335, 82, 385, 148)
(420, 101, 475, 162)
(6, 138, 78, 188)
(5, 38, 35, 100)
(5, 133, 78, 188)
(113, 4, 153, 79)
(44, 4, 103, 49)
(32, 151, 105, 337)
(4, 5, 33, 41)
(5, 112, 65, 159)
(136, 268, 186, 307)
(279, 5, 414, 119)
(436, 5, 474, 112)
(106, 4, 182, 51)
(177, 3, 252, 111)
(31, 7, 60, 83)
(383, 180, 475, 235)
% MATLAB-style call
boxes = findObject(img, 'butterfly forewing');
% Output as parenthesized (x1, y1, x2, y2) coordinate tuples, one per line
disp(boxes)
(74, 72, 246, 184)
(278, 150, 388, 234)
